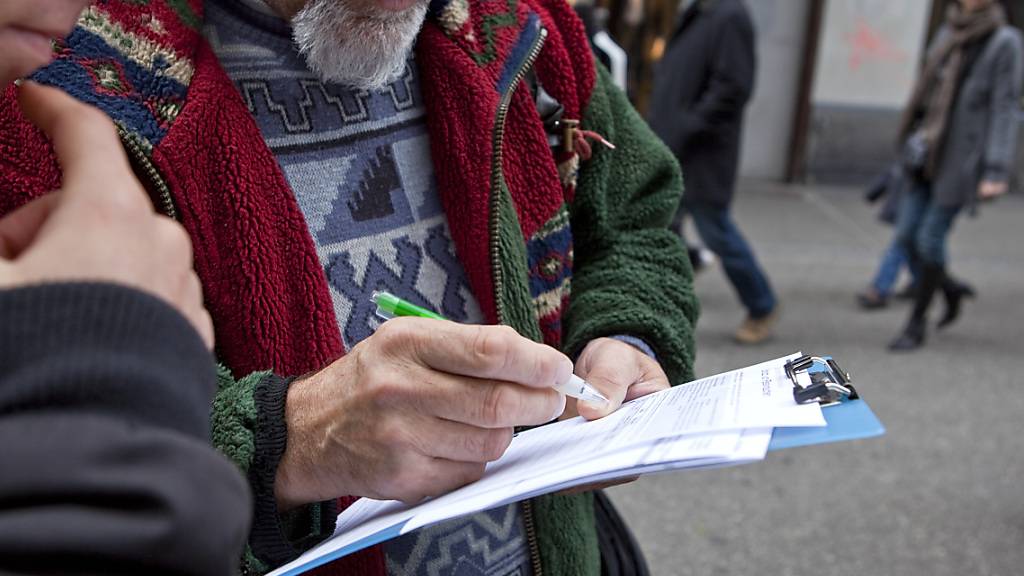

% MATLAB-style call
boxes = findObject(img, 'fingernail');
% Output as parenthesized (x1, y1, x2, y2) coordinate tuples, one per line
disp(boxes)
(554, 357, 573, 388)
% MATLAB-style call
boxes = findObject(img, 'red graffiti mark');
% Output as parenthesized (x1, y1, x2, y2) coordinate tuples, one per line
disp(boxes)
(845, 17, 906, 70)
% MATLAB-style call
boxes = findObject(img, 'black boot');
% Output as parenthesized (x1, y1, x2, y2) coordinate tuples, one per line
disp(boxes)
(888, 316, 926, 351)
(937, 277, 976, 330)
(889, 264, 944, 352)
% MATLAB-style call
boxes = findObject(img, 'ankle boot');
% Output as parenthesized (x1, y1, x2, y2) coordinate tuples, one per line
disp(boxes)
(888, 316, 926, 351)
(888, 264, 943, 351)
(937, 278, 976, 329)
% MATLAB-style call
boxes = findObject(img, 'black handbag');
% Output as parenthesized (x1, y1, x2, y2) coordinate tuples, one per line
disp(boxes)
(594, 490, 651, 576)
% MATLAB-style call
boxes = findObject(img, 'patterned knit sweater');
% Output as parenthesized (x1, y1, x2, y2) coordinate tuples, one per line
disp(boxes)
(203, 1, 532, 573)
(0, 0, 698, 574)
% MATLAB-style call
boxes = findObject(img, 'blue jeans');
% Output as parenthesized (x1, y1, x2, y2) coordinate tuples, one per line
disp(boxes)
(892, 183, 962, 266)
(682, 201, 777, 318)
(871, 240, 919, 296)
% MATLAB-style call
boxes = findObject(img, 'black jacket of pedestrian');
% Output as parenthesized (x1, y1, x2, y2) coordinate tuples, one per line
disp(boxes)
(0, 283, 252, 575)
(648, 0, 756, 207)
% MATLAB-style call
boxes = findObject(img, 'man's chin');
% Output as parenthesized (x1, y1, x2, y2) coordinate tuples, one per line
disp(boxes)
(293, 0, 426, 91)
(324, 61, 408, 91)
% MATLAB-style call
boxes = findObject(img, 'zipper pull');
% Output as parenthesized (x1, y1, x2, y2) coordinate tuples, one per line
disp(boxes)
(561, 119, 579, 154)
(560, 118, 615, 161)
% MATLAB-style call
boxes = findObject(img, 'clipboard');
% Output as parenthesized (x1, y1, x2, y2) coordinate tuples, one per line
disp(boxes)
(768, 355, 885, 451)
(266, 352, 885, 576)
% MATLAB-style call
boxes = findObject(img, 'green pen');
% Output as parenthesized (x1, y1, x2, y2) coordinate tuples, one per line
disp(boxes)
(369, 291, 609, 405)
(371, 291, 447, 321)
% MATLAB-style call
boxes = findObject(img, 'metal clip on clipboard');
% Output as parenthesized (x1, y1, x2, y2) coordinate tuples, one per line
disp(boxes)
(784, 355, 859, 407)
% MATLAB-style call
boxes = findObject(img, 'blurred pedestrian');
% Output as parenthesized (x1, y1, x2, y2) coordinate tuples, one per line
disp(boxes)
(857, 166, 977, 311)
(648, 0, 778, 344)
(889, 0, 1022, 351)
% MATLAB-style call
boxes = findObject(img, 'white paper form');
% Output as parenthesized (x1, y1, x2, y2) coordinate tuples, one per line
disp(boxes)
(388, 355, 823, 531)
(404, 431, 748, 532)
(505, 427, 773, 497)
(606, 355, 824, 451)
(426, 352, 821, 499)
(267, 354, 822, 576)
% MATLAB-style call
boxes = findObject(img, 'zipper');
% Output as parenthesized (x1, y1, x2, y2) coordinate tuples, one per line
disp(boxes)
(487, 24, 547, 576)
(118, 127, 178, 220)
(489, 25, 547, 326)
(521, 498, 545, 576)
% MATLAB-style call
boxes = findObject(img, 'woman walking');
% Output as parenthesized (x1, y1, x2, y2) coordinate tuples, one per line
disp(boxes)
(890, 0, 1023, 351)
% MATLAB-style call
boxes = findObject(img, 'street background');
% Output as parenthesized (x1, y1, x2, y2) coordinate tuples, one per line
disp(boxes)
(608, 181, 1024, 576)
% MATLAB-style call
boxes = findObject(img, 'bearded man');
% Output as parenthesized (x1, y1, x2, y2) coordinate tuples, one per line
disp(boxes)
(0, 0, 697, 574)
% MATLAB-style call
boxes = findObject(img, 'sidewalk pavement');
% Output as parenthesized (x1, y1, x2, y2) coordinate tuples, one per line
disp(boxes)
(608, 181, 1024, 576)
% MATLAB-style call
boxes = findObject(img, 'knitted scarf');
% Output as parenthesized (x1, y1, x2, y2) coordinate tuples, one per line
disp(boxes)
(899, 0, 1005, 178)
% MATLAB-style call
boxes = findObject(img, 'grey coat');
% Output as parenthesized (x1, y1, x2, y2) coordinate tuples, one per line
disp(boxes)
(930, 25, 1024, 208)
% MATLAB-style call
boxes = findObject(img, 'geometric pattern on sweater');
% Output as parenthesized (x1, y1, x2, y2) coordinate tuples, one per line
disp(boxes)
(384, 504, 532, 576)
(32, 4, 196, 149)
(205, 0, 486, 350)
(204, 2, 531, 574)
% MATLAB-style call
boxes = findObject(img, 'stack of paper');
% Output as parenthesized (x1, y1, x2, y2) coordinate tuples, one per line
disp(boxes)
(268, 354, 826, 576)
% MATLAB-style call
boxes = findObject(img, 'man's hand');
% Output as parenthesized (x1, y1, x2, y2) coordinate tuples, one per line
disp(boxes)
(567, 337, 670, 421)
(553, 338, 669, 494)
(0, 82, 213, 348)
(978, 180, 1009, 200)
(275, 320, 571, 508)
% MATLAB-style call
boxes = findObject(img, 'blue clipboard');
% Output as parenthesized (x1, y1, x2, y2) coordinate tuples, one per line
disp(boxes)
(768, 398, 884, 451)
(270, 353, 884, 576)
(768, 355, 885, 451)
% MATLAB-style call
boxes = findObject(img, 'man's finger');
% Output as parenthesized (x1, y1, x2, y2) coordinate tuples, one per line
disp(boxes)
(392, 367, 564, 428)
(0, 193, 60, 259)
(575, 340, 649, 420)
(577, 360, 632, 420)
(414, 418, 514, 463)
(622, 354, 670, 403)
(622, 378, 669, 403)
(376, 319, 573, 389)
(16, 81, 138, 196)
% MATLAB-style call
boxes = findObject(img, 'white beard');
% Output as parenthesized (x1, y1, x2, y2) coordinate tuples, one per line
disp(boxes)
(291, 0, 428, 90)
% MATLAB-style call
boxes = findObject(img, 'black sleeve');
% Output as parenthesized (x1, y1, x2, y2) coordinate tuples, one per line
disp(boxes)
(0, 283, 252, 576)
(675, 8, 756, 154)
